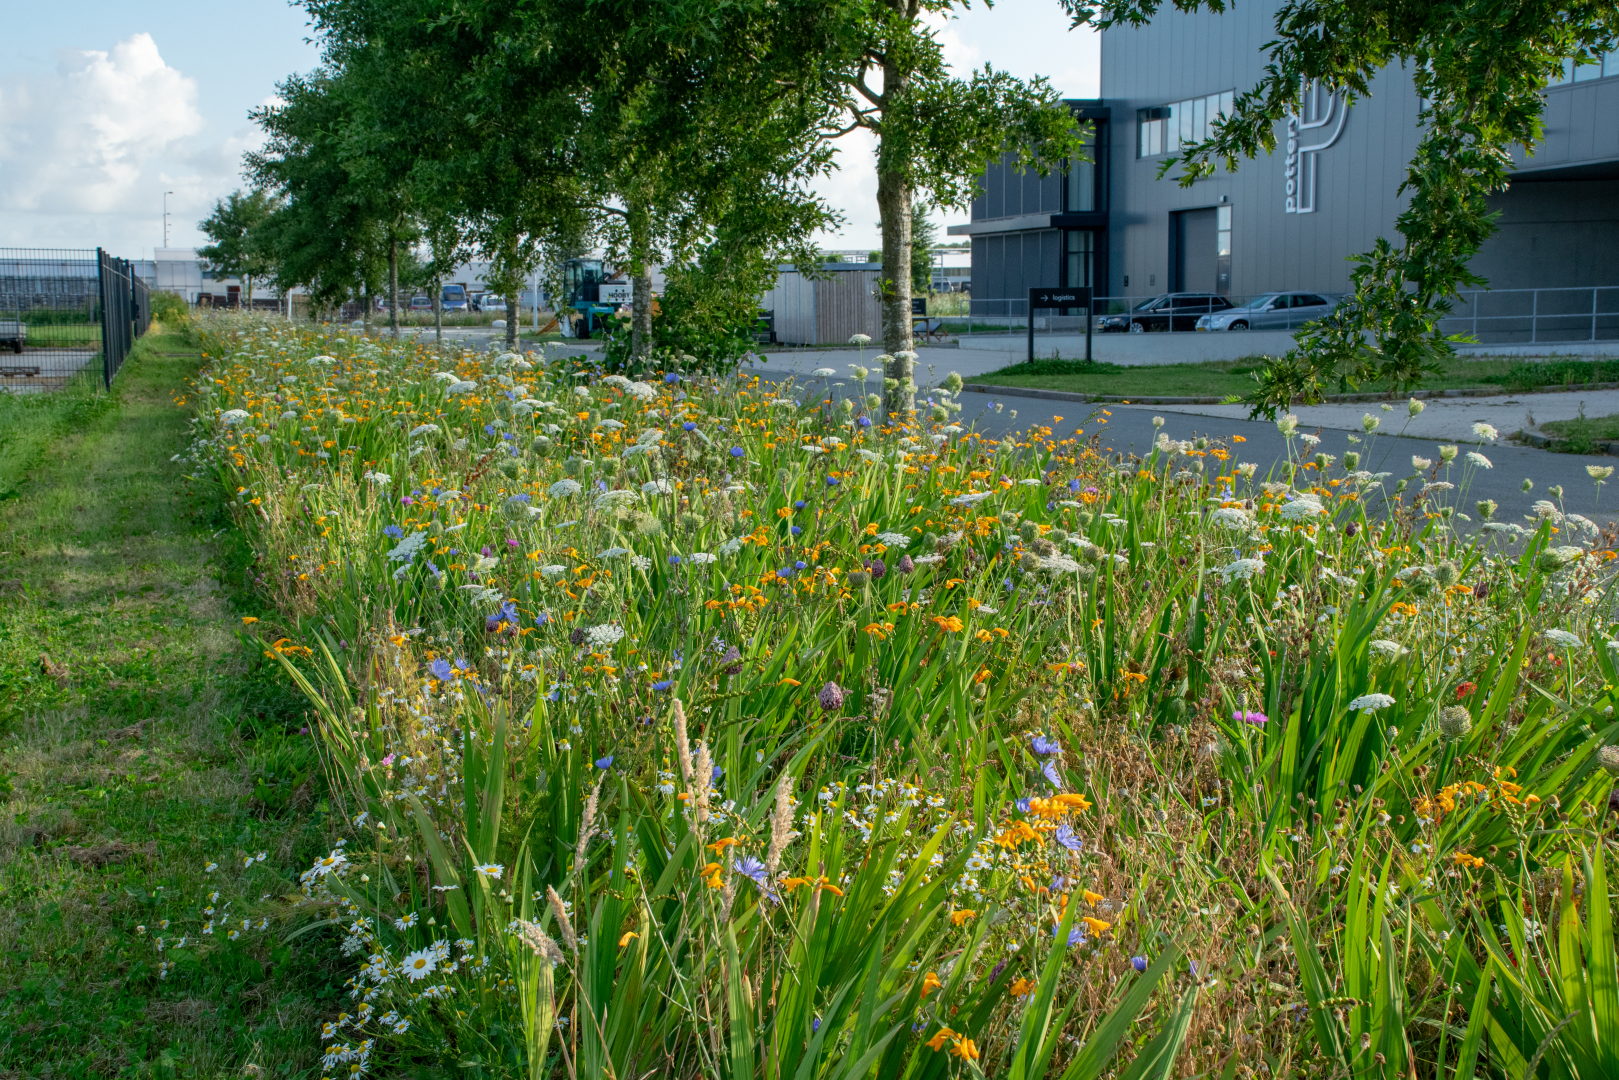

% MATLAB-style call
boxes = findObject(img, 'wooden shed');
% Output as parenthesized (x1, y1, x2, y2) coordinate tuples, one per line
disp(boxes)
(761, 264, 883, 346)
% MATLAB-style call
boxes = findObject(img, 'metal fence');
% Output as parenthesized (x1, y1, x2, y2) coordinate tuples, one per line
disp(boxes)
(99, 249, 149, 387)
(0, 247, 148, 393)
(954, 287, 1619, 345)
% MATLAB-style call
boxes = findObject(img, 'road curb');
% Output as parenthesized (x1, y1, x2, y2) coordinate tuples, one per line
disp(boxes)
(963, 379, 1619, 407)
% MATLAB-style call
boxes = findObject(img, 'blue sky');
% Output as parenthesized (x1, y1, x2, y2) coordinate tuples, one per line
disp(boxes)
(0, 0, 1097, 256)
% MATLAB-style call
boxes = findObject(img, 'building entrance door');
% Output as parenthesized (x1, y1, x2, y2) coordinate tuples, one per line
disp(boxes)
(1172, 208, 1218, 292)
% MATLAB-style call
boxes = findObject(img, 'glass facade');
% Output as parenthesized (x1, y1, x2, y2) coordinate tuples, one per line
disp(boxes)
(1064, 230, 1093, 289)
(1548, 52, 1619, 84)
(1215, 205, 1231, 296)
(1065, 123, 1101, 211)
(1138, 90, 1236, 158)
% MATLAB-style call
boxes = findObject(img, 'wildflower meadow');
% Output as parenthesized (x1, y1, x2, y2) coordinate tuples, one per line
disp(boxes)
(173, 314, 1619, 1079)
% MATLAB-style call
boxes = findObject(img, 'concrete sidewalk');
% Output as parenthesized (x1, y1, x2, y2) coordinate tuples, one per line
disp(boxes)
(1142, 389, 1619, 443)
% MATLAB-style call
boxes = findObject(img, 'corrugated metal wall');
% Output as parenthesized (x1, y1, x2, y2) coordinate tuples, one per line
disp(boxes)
(761, 273, 816, 345)
(762, 267, 882, 345)
(814, 270, 882, 344)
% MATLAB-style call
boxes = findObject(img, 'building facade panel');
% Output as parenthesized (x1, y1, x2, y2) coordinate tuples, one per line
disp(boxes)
(962, 0, 1618, 319)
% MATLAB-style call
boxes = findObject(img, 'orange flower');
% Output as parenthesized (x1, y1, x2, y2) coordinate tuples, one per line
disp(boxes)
(926, 1026, 957, 1051)
(240, 616, 259, 625)
(1083, 889, 1105, 906)
(920, 971, 943, 998)
(618, 931, 639, 947)
(779, 677, 801, 686)
(707, 838, 739, 853)
(949, 909, 976, 926)
(932, 615, 965, 633)
(1009, 977, 1035, 997)
(1081, 916, 1111, 935)
(951, 1037, 980, 1061)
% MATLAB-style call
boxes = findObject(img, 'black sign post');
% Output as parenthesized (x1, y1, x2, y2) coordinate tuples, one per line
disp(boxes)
(1027, 286, 1092, 364)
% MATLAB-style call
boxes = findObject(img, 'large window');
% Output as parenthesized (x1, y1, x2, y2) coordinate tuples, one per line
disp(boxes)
(1548, 51, 1619, 84)
(1138, 90, 1235, 158)
(1064, 230, 1093, 289)
(1065, 123, 1103, 212)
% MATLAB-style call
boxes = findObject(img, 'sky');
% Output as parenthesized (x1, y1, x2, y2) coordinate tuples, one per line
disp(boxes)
(0, 0, 1097, 258)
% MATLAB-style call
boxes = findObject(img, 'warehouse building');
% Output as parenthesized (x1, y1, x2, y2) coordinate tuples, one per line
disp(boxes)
(951, 1, 1619, 341)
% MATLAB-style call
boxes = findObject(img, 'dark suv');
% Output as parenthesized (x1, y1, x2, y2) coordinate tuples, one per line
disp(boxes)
(1095, 293, 1234, 333)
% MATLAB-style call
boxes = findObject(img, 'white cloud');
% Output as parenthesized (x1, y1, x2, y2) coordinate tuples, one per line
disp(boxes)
(0, 33, 258, 253)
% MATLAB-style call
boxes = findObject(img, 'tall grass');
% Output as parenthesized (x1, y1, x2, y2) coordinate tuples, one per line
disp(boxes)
(170, 312, 1619, 1078)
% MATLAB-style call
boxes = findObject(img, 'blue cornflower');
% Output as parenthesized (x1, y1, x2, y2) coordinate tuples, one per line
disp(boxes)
(858, 416, 871, 427)
(712, 765, 724, 781)
(790, 525, 802, 535)
(794, 500, 806, 509)
(1030, 735, 1061, 756)
(776, 568, 791, 578)
(484, 424, 496, 437)
(1061, 924, 1088, 947)
(486, 601, 520, 632)
(651, 680, 673, 692)
(1015, 797, 1031, 814)
(1041, 758, 1064, 790)
(1070, 478, 1082, 492)
(826, 476, 839, 486)
(452, 658, 471, 672)
(1055, 821, 1083, 853)
(595, 754, 614, 769)
(668, 554, 681, 565)
(734, 855, 769, 888)
(664, 373, 680, 384)
(383, 525, 403, 539)
(729, 446, 745, 458)
(682, 421, 696, 431)
(1131, 956, 1148, 973)
(794, 560, 807, 570)
(428, 658, 453, 681)
(546, 688, 561, 701)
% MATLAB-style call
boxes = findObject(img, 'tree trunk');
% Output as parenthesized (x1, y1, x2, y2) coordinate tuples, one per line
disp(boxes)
(627, 198, 654, 363)
(388, 240, 400, 337)
(877, 165, 915, 416)
(434, 275, 443, 345)
(245, 274, 254, 312)
(506, 295, 518, 350)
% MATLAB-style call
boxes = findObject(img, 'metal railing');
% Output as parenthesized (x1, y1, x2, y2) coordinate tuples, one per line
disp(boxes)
(958, 294, 1333, 335)
(947, 287, 1619, 345)
(1439, 287, 1619, 346)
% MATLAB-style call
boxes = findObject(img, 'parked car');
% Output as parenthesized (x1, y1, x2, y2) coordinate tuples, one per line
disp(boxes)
(1095, 293, 1234, 333)
(1195, 291, 1339, 331)
(476, 294, 510, 313)
(441, 284, 469, 312)
(409, 295, 433, 312)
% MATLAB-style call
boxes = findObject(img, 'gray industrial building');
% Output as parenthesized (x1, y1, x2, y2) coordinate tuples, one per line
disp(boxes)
(952, 1, 1619, 340)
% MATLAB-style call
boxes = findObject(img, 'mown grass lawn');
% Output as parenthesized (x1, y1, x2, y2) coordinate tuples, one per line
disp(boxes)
(0, 330, 341, 1079)
(966, 353, 1619, 399)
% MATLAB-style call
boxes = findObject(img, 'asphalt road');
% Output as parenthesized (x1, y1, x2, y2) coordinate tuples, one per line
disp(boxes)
(744, 365, 1618, 531)
(957, 387, 1618, 529)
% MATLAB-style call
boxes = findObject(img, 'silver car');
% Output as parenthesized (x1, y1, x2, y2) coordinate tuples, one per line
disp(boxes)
(1196, 291, 1339, 331)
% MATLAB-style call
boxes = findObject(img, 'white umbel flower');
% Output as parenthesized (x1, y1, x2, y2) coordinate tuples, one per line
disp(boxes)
(1543, 629, 1584, 648)
(1347, 693, 1396, 712)
(549, 479, 583, 498)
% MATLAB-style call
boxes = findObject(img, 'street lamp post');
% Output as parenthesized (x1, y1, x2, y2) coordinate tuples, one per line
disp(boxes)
(163, 191, 175, 249)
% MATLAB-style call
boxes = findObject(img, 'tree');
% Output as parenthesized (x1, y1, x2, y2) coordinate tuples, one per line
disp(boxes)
(196, 190, 281, 310)
(910, 203, 939, 296)
(816, 2, 1086, 415)
(247, 71, 390, 323)
(1060, 0, 1618, 415)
